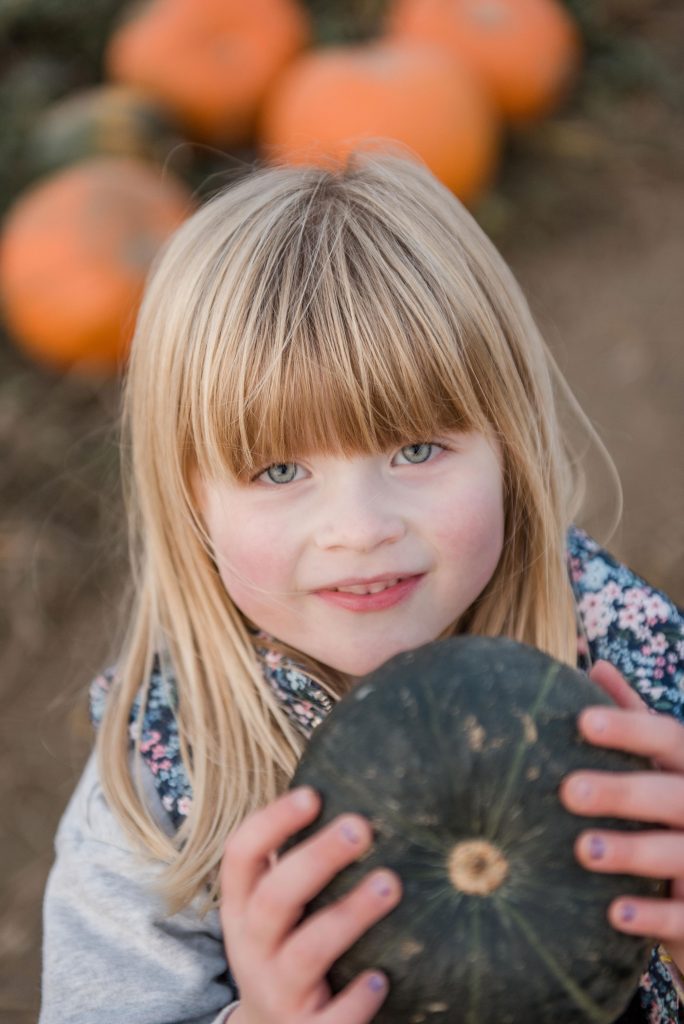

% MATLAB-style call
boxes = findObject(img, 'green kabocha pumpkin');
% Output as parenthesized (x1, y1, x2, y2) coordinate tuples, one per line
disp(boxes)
(299, 0, 388, 42)
(284, 636, 663, 1024)
(26, 85, 191, 181)
(0, 54, 77, 216)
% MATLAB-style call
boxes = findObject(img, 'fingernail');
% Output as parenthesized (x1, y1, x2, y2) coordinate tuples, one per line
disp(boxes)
(572, 778, 593, 802)
(588, 836, 606, 859)
(619, 903, 637, 922)
(292, 787, 317, 810)
(584, 710, 608, 734)
(368, 973, 387, 992)
(371, 872, 395, 898)
(340, 820, 363, 844)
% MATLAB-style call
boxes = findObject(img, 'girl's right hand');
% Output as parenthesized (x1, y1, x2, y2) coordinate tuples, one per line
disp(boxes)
(219, 785, 402, 1024)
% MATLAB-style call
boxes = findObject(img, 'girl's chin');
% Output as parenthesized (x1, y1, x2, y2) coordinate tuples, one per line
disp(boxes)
(324, 643, 418, 681)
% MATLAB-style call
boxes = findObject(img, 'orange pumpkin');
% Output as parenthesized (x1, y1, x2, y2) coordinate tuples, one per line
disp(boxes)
(259, 39, 500, 204)
(0, 157, 194, 373)
(387, 0, 582, 123)
(106, 0, 310, 145)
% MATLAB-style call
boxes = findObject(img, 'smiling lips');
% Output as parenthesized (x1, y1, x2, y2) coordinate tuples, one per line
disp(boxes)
(331, 576, 405, 595)
(317, 571, 419, 593)
(314, 574, 425, 612)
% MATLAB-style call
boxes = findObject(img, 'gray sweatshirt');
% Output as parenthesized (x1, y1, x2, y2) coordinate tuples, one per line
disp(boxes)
(40, 752, 240, 1023)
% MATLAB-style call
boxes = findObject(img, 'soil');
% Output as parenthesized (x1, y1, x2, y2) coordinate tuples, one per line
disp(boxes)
(1, 5, 682, 1020)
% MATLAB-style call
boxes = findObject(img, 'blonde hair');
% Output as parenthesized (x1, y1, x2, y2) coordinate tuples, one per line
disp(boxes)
(99, 151, 620, 911)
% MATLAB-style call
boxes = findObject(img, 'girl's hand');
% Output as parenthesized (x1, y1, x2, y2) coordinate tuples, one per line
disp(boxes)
(219, 786, 402, 1024)
(559, 659, 684, 975)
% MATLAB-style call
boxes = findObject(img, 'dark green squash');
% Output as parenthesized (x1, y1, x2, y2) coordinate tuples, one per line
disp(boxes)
(284, 636, 664, 1024)
(26, 85, 190, 181)
(299, 0, 388, 43)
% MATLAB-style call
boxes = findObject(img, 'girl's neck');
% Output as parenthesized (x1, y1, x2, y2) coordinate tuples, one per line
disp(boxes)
(247, 621, 357, 698)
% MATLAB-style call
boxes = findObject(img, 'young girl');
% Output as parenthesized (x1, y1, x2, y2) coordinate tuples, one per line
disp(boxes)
(40, 153, 684, 1024)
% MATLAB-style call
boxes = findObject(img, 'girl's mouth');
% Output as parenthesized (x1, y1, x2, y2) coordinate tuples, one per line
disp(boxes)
(314, 574, 425, 612)
(334, 577, 404, 595)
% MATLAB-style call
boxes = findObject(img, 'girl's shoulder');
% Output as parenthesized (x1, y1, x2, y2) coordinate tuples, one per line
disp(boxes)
(567, 525, 684, 720)
(89, 656, 192, 830)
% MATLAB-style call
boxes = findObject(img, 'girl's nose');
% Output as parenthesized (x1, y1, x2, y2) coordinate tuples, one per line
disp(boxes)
(314, 492, 406, 553)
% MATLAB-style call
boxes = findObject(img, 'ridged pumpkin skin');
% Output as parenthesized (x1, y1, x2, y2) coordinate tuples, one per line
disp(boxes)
(388, 0, 583, 123)
(0, 157, 193, 373)
(259, 40, 500, 204)
(106, 0, 310, 145)
(26, 85, 187, 180)
(285, 636, 663, 1024)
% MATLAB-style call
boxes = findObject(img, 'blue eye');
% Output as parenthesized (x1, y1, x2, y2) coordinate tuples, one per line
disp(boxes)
(261, 462, 298, 484)
(254, 444, 441, 483)
(398, 443, 435, 464)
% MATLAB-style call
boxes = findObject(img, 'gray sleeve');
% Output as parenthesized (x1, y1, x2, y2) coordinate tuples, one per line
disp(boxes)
(39, 752, 239, 1024)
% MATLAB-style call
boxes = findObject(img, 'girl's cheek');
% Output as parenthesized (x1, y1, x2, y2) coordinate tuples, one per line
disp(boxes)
(434, 485, 505, 554)
(217, 536, 291, 592)
(433, 490, 505, 597)
(210, 506, 294, 594)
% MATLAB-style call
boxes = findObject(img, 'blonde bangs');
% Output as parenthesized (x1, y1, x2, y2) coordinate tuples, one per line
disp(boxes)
(188, 188, 484, 484)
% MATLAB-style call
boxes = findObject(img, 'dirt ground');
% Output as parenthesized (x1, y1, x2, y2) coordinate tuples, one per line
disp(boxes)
(1, 6, 683, 1021)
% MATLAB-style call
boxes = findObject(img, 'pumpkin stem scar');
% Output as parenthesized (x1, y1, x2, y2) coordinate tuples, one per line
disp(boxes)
(501, 901, 614, 1023)
(448, 838, 509, 895)
(485, 661, 562, 840)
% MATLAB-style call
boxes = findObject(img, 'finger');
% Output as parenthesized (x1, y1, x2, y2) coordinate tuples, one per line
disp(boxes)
(607, 896, 684, 945)
(316, 970, 391, 1024)
(577, 706, 684, 774)
(278, 868, 402, 991)
(220, 787, 321, 917)
(246, 813, 376, 953)
(574, 828, 684, 879)
(561, 770, 684, 828)
(589, 660, 647, 711)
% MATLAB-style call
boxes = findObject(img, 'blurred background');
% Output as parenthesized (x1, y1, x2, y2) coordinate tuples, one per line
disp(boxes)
(0, 0, 682, 1019)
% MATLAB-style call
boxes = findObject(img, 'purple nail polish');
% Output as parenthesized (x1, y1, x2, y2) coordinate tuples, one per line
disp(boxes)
(589, 836, 606, 859)
(619, 903, 637, 923)
(341, 821, 361, 844)
(372, 874, 394, 898)
(575, 779, 593, 801)
(368, 974, 387, 992)
(585, 710, 608, 734)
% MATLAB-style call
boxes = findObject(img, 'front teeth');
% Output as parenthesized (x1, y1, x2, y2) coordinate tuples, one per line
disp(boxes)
(335, 578, 401, 595)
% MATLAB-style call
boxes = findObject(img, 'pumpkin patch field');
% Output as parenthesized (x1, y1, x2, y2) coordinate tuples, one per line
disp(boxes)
(2, 0, 584, 373)
(0, 3, 683, 1021)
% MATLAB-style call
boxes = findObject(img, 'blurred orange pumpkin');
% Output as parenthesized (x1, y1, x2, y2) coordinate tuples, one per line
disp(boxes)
(259, 39, 500, 204)
(106, 0, 310, 145)
(0, 157, 194, 373)
(387, 0, 582, 123)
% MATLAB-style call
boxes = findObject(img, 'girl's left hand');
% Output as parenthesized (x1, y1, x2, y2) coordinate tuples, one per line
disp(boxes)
(559, 660, 684, 976)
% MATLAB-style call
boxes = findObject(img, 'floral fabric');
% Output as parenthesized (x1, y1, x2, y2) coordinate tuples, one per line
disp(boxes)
(90, 524, 684, 1022)
(567, 529, 684, 720)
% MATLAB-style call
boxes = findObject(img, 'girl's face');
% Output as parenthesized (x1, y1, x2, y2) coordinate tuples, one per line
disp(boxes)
(196, 431, 505, 678)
